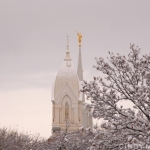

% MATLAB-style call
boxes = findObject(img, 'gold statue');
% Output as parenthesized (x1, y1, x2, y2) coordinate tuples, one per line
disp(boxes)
(76, 31, 82, 46)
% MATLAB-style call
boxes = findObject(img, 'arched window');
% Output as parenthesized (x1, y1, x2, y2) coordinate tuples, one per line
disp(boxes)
(65, 102, 69, 119)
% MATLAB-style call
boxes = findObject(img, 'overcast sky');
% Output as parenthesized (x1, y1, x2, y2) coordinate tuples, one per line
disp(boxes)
(0, 0, 150, 138)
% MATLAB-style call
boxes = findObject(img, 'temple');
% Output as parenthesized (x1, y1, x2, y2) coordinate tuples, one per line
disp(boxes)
(51, 35, 92, 133)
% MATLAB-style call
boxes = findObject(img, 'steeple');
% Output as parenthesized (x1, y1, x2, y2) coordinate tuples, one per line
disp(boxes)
(76, 31, 83, 81)
(64, 35, 71, 61)
(77, 45, 83, 81)
(76, 32, 84, 102)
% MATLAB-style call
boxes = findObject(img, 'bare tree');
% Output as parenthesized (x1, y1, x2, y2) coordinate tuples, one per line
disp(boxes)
(82, 44, 150, 149)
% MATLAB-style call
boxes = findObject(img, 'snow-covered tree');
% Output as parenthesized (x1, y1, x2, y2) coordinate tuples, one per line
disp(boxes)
(48, 127, 95, 150)
(0, 127, 47, 150)
(48, 119, 95, 150)
(82, 44, 150, 149)
(0, 122, 95, 150)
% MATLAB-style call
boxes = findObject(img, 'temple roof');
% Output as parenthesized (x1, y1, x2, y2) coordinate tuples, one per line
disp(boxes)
(54, 60, 79, 98)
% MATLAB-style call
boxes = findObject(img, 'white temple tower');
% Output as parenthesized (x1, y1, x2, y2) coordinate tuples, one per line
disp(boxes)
(51, 35, 92, 133)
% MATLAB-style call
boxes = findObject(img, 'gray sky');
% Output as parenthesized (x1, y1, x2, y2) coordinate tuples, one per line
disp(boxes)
(0, 0, 150, 138)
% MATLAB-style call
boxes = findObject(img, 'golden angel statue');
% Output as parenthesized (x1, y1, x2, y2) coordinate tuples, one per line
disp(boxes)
(76, 31, 82, 45)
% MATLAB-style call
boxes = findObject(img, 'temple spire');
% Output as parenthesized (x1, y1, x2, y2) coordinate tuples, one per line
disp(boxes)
(76, 32, 84, 102)
(77, 45, 83, 81)
(64, 35, 71, 61)
(76, 31, 83, 81)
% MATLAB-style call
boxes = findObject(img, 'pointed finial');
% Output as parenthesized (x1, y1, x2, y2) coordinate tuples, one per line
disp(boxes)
(66, 34, 69, 51)
(67, 34, 69, 44)
(64, 35, 71, 61)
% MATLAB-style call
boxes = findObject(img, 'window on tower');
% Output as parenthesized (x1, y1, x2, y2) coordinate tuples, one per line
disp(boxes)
(65, 102, 69, 119)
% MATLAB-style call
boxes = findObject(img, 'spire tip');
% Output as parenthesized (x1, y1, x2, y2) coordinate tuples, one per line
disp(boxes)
(64, 34, 71, 61)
